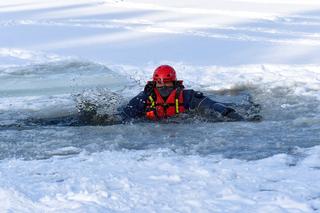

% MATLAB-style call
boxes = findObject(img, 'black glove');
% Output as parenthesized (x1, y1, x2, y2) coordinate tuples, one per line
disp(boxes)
(219, 107, 245, 121)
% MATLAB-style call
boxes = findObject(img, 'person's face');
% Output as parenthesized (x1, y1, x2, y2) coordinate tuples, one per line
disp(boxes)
(155, 81, 174, 98)
(156, 81, 174, 88)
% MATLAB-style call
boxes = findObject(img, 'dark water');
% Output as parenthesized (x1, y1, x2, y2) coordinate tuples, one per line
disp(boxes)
(1, 117, 319, 161)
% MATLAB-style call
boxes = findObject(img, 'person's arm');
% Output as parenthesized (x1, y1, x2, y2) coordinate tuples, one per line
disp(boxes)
(120, 91, 148, 120)
(186, 90, 244, 121)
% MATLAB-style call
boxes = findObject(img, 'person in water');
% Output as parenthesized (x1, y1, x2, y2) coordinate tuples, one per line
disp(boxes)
(25, 65, 256, 127)
(119, 65, 245, 122)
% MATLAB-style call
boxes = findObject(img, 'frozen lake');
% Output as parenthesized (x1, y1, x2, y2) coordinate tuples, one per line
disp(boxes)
(1, 0, 320, 212)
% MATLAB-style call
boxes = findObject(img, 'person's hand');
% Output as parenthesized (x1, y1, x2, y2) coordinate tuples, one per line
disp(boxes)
(225, 110, 245, 121)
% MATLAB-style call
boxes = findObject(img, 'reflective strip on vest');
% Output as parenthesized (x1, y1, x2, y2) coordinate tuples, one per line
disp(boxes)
(175, 98, 179, 113)
(149, 96, 155, 108)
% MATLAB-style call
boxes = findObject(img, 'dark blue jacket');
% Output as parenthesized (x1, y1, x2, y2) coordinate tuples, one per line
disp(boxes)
(121, 89, 243, 121)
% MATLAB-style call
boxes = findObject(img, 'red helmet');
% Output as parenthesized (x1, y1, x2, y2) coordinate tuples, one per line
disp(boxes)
(153, 65, 177, 83)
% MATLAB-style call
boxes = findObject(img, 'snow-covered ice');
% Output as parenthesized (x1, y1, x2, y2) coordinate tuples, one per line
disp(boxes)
(1, 0, 320, 212)
(1, 147, 320, 212)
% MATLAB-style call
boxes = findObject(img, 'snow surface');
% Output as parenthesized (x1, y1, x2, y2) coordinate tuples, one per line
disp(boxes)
(1, 0, 320, 212)
(1, 147, 320, 212)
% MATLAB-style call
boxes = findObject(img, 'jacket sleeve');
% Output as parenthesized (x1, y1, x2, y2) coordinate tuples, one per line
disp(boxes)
(186, 90, 244, 121)
(120, 91, 148, 120)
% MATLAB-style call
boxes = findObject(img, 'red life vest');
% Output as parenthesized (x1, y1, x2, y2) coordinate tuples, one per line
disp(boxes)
(146, 86, 185, 120)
